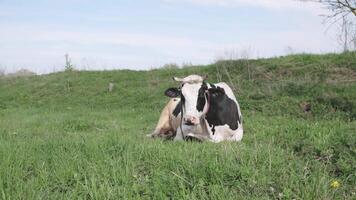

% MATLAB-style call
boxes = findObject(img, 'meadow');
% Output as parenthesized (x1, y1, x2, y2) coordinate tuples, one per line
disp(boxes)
(0, 52, 355, 199)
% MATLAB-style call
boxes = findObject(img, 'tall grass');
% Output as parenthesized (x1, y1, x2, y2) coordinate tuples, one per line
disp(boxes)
(0, 52, 355, 199)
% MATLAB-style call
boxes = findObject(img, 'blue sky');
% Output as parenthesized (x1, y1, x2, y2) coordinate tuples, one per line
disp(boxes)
(0, 0, 339, 74)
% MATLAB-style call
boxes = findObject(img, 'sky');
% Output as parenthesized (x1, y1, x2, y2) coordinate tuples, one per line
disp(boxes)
(0, 0, 340, 74)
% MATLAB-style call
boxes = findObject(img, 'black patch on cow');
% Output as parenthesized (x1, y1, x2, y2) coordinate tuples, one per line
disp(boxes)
(196, 82, 208, 112)
(205, 87, 241, 132)
(180, 93, 185, 104)
(211, 125, 216, 135)
(173, 100, 181, 117)
(165, 88, 180, 98)
(178, 93, 185, 115)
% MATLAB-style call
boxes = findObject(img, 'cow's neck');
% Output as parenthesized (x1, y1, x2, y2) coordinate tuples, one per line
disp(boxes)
(204, 94, 225, 131)
(204, 88, 240, 134)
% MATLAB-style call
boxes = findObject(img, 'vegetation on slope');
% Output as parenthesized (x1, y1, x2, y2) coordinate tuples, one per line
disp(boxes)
(0, 52, 355, 199)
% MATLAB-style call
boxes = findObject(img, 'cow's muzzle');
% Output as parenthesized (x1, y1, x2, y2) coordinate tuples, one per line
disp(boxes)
(183, 115, 199, 126)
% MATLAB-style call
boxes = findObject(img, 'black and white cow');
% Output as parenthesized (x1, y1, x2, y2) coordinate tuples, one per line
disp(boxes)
(164, 75, 243, 142)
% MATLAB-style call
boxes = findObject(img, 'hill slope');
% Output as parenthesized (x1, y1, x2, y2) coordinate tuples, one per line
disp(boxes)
(0, 52, 355, 199)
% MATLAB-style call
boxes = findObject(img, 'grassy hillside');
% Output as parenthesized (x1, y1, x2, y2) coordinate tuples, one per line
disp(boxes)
(0, 52, 355, 199)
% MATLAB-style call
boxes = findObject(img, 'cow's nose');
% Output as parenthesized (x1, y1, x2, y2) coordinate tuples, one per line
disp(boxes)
(184, 116, 198, 125)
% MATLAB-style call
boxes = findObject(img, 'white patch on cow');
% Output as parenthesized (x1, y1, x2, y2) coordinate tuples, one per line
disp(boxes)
(229, 126, 243, 141)
(205, 123, 243, 142)
(181, 83, 206, 120)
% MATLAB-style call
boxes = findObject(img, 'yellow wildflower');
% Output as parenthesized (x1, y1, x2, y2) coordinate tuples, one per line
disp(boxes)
(330, 180, 341, 189)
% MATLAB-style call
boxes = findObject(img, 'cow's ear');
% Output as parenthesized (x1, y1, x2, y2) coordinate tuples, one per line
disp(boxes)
(164, 88, 180, 98)
(201, 82, 208, 90)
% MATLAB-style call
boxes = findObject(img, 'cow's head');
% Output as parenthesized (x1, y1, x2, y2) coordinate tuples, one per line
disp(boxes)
(164, 75, 224, 126)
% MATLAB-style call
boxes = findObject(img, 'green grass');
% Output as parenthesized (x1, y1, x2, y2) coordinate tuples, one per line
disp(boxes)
(0, 52, 355, 199)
